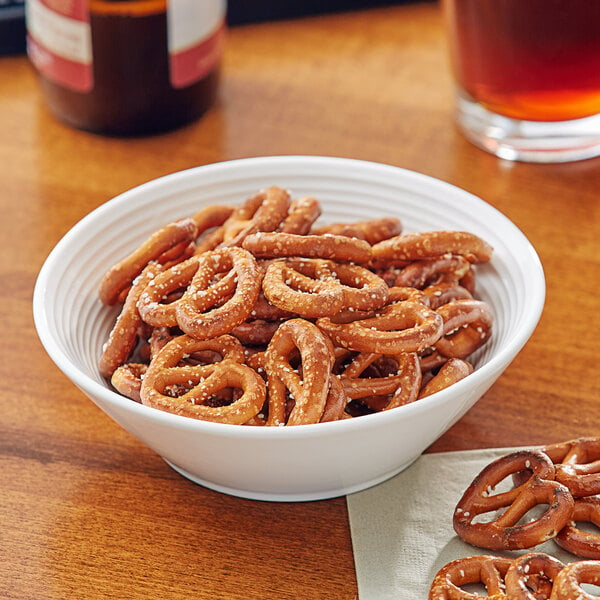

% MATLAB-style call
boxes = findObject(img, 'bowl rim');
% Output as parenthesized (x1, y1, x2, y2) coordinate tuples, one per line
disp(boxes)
(32, 155, 546, 438)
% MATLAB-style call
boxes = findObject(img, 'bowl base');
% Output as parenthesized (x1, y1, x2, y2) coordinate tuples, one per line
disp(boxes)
(164, 456, 421, 502)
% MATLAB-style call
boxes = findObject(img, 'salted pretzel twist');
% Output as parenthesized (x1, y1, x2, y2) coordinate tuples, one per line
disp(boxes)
(453, 450, 575, 550)
(140, 334, 265, 424)
(99, 263, 163, 377)
(219, 185, 291, 247)
(434, 299, 494, 359)
(372, 230, 493, 267)
(242, 231, 373, 264)
(428, 555, 512, 600)
(549, 560, 600, 600)
(264, 318, 335, 426)
(555, 496, 600, 559)
(543, 437, 600, 498)
(504, 553, 565, 600)
(418, 358, 473, 399)
(110, 362, 148, 402)
(99, 218, 198, 305)
(392, 255, 472, 289)
(430, 553, 600, 600)
(317, 300, 444, 354)
(279, 196, 322, 235)
(175, 247, 262, 340)
(261, 258, 345, 318)
(312, 216, 402, 244)
(339, 351, 422, 410)
(136, 257, 201, 327)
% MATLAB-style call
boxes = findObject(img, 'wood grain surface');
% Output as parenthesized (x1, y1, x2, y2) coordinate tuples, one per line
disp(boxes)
(1, 2, 598, 598)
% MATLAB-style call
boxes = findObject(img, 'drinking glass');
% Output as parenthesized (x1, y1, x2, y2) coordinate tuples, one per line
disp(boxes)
(442, 0, 600, 163)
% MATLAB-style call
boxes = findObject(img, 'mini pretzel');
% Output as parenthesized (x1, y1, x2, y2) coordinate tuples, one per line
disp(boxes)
(543, 437, 600, 498)
(219, 186, 291, 247)
(263, 258, 389, 317)
(424, 283, 473, 310)
(175, 247, 262, 340)
(555, 496, 600, 559)
(99, 217, 198, 305)
(320, 375, 348, 422)
(340, 351, 422, 410)
(279, 196, 322, 235)
(264, 319, 334, 426)
(419, 349, 450, 372)
(179, 205, 234, 256)
(250, 287, 296, 321)
(331, 285, 427, 324)
(504, 553, 565, 600)
(327, 262, 389, 311)
(317, 301, 444, 354)
(312, 217, 402, 244)
(190, 204, 235, 232)
(110, 363, 147, 402)
(392, 255, 472, 289)
(99, 263, 162, 378)
(428, 555, 512, 600)
(453, 450, 575, 550)
(419, 358, 473, 399)
(230, 319, 281, 347)
(137, 257, 202, 327)
(549, 560, 600, 600)
(140, 334, 264, 423)
(242, 231, 373, 264)
(372, 230, 494, 267)
(434, 299, 494, 359)
(155, 239, 196, 269)
(261, 258, 345, 318)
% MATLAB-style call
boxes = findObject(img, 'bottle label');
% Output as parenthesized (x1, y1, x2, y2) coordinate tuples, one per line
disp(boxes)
(168, 0, 226, 89)
(26, 0, 226, 93)
(26, 0, 93, 93)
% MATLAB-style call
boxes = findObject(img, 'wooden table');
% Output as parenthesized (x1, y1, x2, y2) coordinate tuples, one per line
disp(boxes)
(2, 2, 598, 598)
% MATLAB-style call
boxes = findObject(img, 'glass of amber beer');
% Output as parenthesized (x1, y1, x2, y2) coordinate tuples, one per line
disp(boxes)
(442, 0, 600, 162)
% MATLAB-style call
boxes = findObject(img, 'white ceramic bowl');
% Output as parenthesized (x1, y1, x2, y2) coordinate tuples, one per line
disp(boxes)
(33, 156, 545, 501)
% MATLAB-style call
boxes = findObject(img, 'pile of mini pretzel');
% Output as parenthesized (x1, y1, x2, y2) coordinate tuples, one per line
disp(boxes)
(430, 437, 600, 599)
(98, 185, 494, 425)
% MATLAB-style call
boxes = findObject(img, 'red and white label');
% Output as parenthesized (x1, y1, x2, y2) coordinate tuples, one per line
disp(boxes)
(26, 0, 93, 92)
(167, 0, 226, 89)
(26, 0, 226, 93)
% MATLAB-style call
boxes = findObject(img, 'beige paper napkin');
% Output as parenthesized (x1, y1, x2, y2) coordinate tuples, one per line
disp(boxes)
(346, 448, 576, 599)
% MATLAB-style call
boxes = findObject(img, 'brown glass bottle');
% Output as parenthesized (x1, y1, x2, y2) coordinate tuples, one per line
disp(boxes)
(28, 0, 224, 135)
